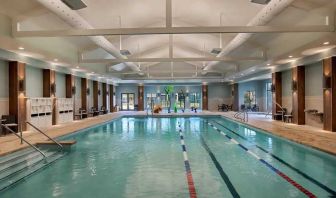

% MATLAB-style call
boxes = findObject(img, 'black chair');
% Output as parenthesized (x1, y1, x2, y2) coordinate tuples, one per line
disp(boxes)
(1, 115, 18, 135)
(90, 107, 100, 117)
(240, 104, 246, 111)
(251, 104, 259, 112)
(100, 106, 108, 114)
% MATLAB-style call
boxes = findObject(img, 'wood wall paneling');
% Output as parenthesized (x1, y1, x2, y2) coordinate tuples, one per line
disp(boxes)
(272, 72, 282, 116)
(202, 84, 208, 110)
(323, 57, 336, 131)
(65, 74, 74, 98)
(232, 83, 239, 111)
(292, 66, 305, 125)
(8, 61, 26, 131)
(138, 85, 144, 111)
(93, 81, 98, 109)
(102, 83, 107, 108)
(81, 78, 88, 111)
(109, 84, 114, 112)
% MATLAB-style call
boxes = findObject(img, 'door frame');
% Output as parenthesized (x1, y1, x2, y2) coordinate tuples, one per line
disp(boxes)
(121, 93, 135, 111)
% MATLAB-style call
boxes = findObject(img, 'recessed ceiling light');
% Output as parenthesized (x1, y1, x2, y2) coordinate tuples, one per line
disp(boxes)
(288, 55, 293, 58)
(267, 63, 271, 66)
(91, 72, 95, 74)
(251, 69, 255, 72)
(54, 58, 58, 62)
(76, 66, 80, 69)
(323, 42, 330, 45)
(18, 47, 24, 50)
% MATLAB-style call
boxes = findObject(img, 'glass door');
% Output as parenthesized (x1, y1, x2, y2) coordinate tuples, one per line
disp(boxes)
(121, 93, 135, 111)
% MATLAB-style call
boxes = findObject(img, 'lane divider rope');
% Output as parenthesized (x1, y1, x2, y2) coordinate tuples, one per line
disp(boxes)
(177, 122, 197, 198)
(212, 120, 336, 197)
(207, 122, 316, 198)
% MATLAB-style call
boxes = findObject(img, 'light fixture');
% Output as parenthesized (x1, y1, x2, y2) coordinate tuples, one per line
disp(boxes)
(76, 66, 80, 69)
(98, 89, 101, 95)
(91, 71, 95, 74)
(51, 83, 56, 93)
(18, 79, 25, 92)
(288, 55, 293, 58)
(18, 47, 24, 50)
(72, 86, 76, 95)
(251, 69, 255, 72)
(54, 58, 58, 62)
(267, 63, 271, 66)
(87, 88, 90, 95)
(323, 42, 330, 45)
(323, 76, 331, 89)
(271, 84, 276, 92)
(292, 81, 297, 91)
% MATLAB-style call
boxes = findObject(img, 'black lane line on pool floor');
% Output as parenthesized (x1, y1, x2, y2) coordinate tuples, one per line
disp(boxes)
(177, 123, 197, 198)
(200, 136, 240, 198)
(207, 122, 316, 198)
(212, 120, 336, 197)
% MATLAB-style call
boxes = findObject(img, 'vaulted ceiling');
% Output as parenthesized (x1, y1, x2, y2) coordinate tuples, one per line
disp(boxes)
(0, 0, 335, 84)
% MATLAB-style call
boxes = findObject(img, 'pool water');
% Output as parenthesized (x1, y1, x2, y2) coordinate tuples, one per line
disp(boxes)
(1, 116, 336, 198)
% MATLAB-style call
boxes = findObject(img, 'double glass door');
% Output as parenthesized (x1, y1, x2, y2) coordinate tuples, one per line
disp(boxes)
(121, 93, 135, 111)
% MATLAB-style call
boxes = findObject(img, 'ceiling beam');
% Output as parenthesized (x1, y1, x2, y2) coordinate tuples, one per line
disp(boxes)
(166, 0, 172, 28)
(81, 56, 265, 63)
(13, 24, 334, 37)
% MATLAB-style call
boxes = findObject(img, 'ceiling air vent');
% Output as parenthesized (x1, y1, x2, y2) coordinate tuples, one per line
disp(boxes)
(61, 0, 87, 10)
(250, 0, 271, 5)
(211, 48, 222, 55)
(120, 50, 131, 56)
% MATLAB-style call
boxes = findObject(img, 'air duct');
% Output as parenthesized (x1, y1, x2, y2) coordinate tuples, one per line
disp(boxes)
(204, 0, 295, 71)
(36, 0, 140, 72)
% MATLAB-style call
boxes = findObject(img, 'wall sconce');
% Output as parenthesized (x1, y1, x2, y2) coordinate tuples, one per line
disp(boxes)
(18, 79, 25, 92)
(98, 89, 101, 95)
(106, 91, 109, 96)
(271, 84, 276, 92)
(51, 83, 56, 93)
(292, 81, 297, 91)
(87, 88, 90, 95)
(323, 76, 331, 89)
(72, 86, 76, 95)
(113, 92, 115, 96)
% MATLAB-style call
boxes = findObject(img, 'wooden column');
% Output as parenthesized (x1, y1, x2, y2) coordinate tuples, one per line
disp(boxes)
(232, 83, 239, 111)
(323, 57, 336, 132)
(292, 66, 305, 125)
(81, 78, 88, 111)
(43, 69, 56, 125)
(43, 69, 56, 97)
(109, 84, 114, 112)
(8, 61, 27, 131)
(102, 83, 107, 108)
(138, 85, 144, 111)
(65, 74, 74, 98)
(272, 72, 282, 117)
(202, 84, 208, 110)
(92, 81, 98, 109)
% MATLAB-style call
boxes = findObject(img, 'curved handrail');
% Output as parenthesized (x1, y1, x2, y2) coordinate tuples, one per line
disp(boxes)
(1, 124, 47, 158)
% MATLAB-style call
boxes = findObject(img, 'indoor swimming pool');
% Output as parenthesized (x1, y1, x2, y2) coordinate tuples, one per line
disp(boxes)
(1, 116, 335, 198)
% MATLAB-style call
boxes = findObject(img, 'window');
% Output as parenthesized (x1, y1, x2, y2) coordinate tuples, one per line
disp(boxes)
(190, 93, 201, 108)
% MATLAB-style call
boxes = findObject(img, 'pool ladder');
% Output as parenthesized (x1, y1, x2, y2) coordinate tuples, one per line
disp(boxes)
(234, 111, 248, 122)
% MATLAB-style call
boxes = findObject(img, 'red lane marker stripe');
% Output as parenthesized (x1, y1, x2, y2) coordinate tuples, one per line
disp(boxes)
(277, 171, 316, 198)
(187, 172, 197, 198)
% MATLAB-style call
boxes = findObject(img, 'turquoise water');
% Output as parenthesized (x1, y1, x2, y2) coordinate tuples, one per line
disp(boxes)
(1, 116, 336, 198)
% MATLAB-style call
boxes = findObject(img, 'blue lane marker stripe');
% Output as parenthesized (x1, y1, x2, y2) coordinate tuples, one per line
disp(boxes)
(207, 122, 316, 198)
(212, 120, 336, 196)
(200, 136, 240, 198)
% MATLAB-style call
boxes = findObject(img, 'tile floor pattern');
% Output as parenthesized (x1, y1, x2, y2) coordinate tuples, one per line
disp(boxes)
(0, 111, 335, 156)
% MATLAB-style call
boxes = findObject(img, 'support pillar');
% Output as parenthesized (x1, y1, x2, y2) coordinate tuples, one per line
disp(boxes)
(109, 84, 114, 112)
(65, 74, 74, 98)
(81, 78, 88, 111)
(292, 66, 305, 124)
(102, 83, 107, 108)
(232, 83, 239, 111)
(138, 85, 144, 111)
(43, 69, 56, 125)
(93, 81, 98, 109)
(323, 57, 336, 132)
(8, 61, 26, 131)
(272, 72, 282, 118)
(202, 84, 208, 110)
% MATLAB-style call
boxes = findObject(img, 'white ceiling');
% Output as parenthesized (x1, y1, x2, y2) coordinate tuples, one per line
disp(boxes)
(0, 0, 335, 84)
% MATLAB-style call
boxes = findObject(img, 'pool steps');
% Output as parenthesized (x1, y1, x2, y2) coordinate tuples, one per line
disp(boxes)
(0, 147, 65, 192)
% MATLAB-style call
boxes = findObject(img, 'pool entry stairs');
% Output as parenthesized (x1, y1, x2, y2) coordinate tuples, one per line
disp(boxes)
(0, 144, 70, 191)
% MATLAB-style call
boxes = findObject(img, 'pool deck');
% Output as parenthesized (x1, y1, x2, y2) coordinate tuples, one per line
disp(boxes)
(0, 111, 335, 157)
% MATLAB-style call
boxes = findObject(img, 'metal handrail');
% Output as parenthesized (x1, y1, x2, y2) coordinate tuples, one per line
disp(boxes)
(1, 124, 47, 158)
(234, 110, 248, 122)
(26, 122, 63, 149)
